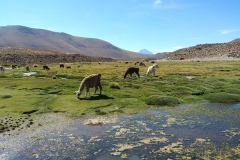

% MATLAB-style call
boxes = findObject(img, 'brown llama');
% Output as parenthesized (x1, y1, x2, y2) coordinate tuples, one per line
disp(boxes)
(124, 67, 140, 79)
(76, 73, 102, 98)
(25, 65, 30, 72)
(0, 66, 4, 71)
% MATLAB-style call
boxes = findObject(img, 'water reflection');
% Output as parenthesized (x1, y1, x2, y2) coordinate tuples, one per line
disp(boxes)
(0, 103, 240, 159)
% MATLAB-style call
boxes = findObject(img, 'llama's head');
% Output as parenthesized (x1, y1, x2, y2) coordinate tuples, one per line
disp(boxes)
(75, 91, 82, 98)
(154, 64, 159, 68)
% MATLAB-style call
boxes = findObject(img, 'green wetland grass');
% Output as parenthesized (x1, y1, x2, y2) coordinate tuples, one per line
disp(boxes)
(1, 60, 240, 119)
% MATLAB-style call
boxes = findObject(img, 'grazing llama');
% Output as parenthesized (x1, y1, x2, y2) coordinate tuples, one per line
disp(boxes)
(0, 66, 4, 71)
(43, 65, 50, 70)
(76, 73, 102, 98)
(60, 64, 64, 68)
(25, 65, 30, 72)
(146, 64, 159, 76)
(124, 67, 140, 79)
(139, 62, 146, 67)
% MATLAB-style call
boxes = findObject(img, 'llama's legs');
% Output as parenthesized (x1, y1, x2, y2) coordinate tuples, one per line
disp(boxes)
(99, 85, 102, 95)
(136, 72, 140, 78)
(86, 87, 90, 97)
(94, 86, 98, 94)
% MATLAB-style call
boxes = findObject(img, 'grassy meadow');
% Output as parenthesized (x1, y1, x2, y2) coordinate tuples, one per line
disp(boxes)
(1, 60, 240, 119)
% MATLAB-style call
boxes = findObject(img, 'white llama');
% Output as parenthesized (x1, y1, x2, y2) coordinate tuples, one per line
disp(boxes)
(146, 64, 159, 76)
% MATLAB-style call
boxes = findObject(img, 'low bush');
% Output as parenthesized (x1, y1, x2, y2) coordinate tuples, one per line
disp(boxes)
(109, 82, 120, 89)
(66, 66, 71, 69)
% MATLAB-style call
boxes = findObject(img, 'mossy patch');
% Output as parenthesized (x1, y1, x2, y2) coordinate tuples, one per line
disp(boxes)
(205, 93, 240, 103)
(145, 95, 181, 106)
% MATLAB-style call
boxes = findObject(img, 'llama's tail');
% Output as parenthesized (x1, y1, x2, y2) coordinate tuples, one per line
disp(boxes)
(76, 79, 85, 98)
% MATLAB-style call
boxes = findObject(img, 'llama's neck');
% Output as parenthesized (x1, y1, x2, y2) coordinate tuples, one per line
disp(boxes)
(78, 80, 86, 92)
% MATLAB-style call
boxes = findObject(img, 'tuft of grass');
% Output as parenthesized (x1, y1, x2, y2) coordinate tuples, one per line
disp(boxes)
(109, 82, 120, 89)
(1, 95, 12, 99)
(95, 109, 107, 115)
(145, 95, 181, 106)
(0, 75, 7, 78)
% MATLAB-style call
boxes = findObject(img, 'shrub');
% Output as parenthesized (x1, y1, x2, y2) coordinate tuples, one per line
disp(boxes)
(109, 82, 120, 89)
(145, 95, 181, 106)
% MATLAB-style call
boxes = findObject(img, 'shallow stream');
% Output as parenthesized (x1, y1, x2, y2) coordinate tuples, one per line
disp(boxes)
(0, 103, 240, 159)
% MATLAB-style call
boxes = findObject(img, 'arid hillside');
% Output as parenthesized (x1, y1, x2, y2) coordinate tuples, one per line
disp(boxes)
(0, 47, 115, 64)
(0, 25, 148, 59)
(160, 39, 240, 60)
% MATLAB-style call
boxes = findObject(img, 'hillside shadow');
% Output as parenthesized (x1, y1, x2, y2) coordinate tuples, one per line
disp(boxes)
(78, 94, 114, 100)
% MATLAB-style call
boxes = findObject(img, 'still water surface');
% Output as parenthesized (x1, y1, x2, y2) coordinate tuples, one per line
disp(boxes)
(0, 102, 240, 159)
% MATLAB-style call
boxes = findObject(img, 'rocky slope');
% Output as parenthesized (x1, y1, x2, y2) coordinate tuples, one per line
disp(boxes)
(0, 47, 115, 64)
(160, 39, 240, 60)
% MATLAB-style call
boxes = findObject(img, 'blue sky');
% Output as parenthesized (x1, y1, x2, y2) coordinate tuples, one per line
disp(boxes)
(1, 0, 240, 53)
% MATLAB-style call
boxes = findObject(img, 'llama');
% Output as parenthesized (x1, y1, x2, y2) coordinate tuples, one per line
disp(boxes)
(0, 66, 4, 71)
(124, 67, 140, 79)
(43, 65, 50, 70)
(25, 65, 30, 72)
(135, 61, 139, 65)
(60, 64, 64, 68)
(139, 62, 146, 67)
(76, 73, 102, 98)
(12, 65, 17, 69)
(146, 64, 159, 76)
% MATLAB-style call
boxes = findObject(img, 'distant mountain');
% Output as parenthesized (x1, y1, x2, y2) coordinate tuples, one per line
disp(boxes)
(154, 52, 169, 59)
(0, 25, 148, 59)
(160, 39, 240, 60)
(138, 49, 153, 54)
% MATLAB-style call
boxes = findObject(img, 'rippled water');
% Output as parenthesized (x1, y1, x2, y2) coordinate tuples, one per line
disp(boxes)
(1, 103, 240, 159)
